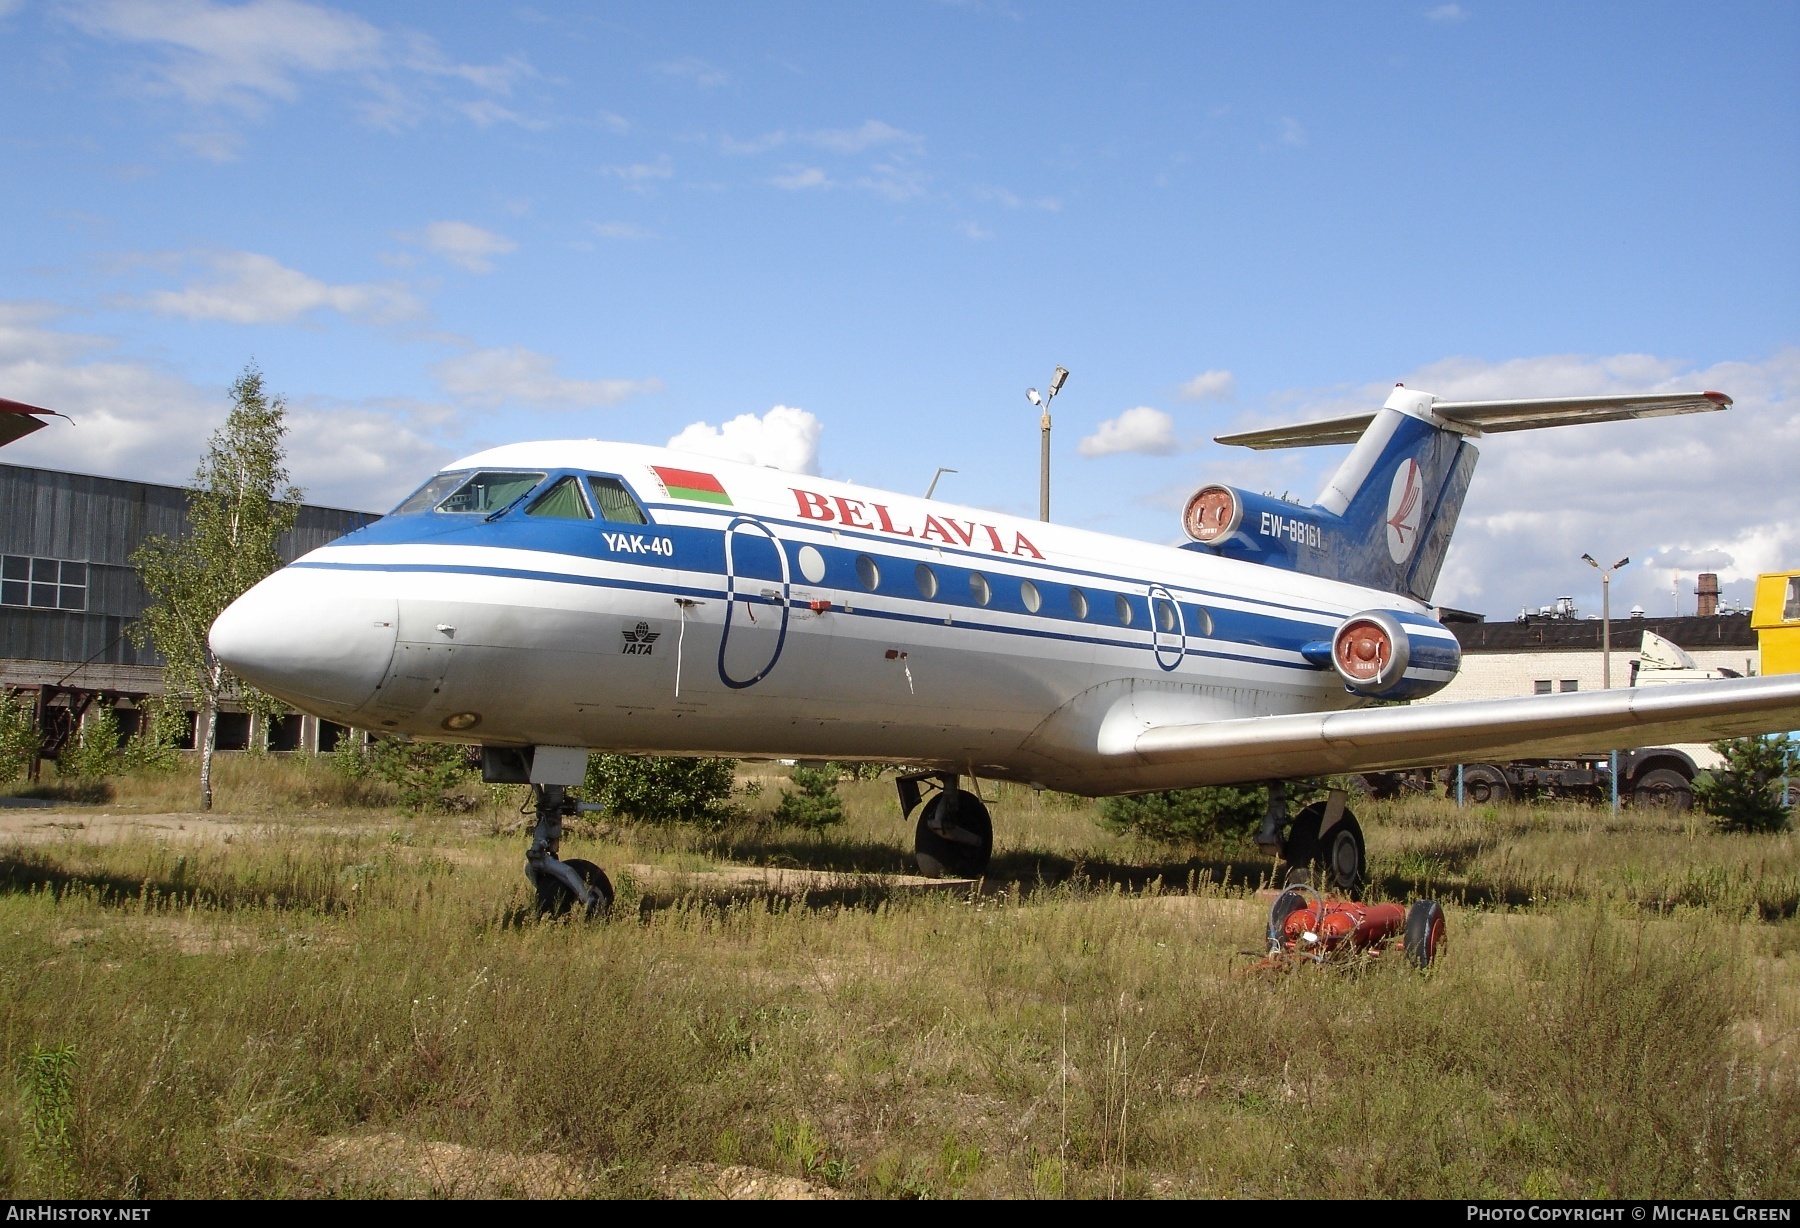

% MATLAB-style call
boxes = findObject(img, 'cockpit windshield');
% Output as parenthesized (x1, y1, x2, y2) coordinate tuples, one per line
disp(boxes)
(391, 471, 469, 515)
(443, 471, 548, 514)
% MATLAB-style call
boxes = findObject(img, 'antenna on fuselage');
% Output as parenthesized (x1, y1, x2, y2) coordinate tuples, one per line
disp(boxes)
(925, 467, 957, 499)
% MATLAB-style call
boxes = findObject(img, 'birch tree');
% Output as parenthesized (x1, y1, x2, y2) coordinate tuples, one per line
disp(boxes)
(130, 364, 301, 810)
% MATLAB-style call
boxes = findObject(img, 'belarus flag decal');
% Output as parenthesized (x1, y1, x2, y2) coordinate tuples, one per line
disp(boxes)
(651, 465, 733, 506)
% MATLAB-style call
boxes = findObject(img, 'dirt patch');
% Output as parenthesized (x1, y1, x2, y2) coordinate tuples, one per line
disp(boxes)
(0, 811, 258, 847)
(660, 1162, 840, 1200)
(295, 1133, 592, 1198)
(624, 863, 973, 895)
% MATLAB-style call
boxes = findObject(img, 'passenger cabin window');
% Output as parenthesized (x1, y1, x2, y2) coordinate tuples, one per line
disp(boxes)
(586, 477, 649, 524)
(1019, 579, 1041, 613)
(527, 476, 592, 520)
(1153, 596, 1179, 633)
(1069, 588, 1089, 620)
(855, 555, 880, 591)
(1787, 577, 1800, 621)
(392, 471, 469, 515)
(968, 572, 991, 606)
(915, 564, 939, 600)
(436, 471, 547, 514)
(1115, 594, 1134, 626)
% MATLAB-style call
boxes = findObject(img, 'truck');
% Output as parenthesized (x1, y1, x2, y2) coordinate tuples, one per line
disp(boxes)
(1357, 630, 1741, 810)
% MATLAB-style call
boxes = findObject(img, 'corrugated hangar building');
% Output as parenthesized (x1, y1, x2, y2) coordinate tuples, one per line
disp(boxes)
(1, 461, 378, 758)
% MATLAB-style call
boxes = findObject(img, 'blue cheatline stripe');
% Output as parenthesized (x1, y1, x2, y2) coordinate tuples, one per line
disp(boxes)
(289, 558, 1325, 675)
(637, 498, 1355, 622)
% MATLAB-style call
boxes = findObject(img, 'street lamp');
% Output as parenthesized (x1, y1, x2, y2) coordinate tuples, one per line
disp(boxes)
(1025, 365, 1069, 522)
(1582, 552, 1631, 812)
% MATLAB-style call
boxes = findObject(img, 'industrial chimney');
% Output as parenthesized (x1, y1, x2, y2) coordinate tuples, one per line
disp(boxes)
(1696, 572, 1720, 617)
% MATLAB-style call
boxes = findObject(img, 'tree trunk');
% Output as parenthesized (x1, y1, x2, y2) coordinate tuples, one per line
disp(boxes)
(199, 698, 216, 812)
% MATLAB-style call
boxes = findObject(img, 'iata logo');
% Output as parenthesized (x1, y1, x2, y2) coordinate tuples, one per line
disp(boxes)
(620, 621, 660, 656)
(1385, 458, 1423, 564)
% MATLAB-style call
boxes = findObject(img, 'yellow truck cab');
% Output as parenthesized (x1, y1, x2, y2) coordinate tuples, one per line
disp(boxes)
(1751, 571, 1800, 676)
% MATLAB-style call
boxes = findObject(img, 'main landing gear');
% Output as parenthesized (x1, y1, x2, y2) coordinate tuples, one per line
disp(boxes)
(896, 771, 993, 879)
(1254, 781, 1367, 898)
(526, 783, 614, 919)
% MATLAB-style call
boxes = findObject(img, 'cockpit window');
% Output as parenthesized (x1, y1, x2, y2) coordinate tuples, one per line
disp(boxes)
(391, 471, 470, 515)
(586, 476, 649, 524)
(436, 471, 547, 514)
(526, 476, 593, 520)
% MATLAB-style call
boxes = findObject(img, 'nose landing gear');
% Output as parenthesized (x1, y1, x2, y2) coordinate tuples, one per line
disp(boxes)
(526, 784, 613, 919)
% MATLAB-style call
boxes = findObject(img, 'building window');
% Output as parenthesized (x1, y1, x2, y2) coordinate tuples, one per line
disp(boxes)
(1534, 680, 1552, 694)
(1, 556, 87, 611)
(1786, 576, 1800, 621)
(1561, 679, 1580, 692)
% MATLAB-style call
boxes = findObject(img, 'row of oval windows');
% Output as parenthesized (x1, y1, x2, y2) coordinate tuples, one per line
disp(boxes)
(791, 545, 1204, 634)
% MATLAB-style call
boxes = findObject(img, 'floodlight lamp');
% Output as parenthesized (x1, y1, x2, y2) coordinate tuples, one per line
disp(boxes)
(1050, 366, 1069, 396)
(1026, 388, 1042, 407)
(1613, 557, 1629, 571)
(1581, 553, 1598, 567)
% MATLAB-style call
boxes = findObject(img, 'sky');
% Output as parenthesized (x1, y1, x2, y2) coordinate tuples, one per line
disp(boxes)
(1, 0, 1796, 621)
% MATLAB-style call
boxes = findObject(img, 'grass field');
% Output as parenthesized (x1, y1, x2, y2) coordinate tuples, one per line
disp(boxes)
(1, 756, 1796, 1199)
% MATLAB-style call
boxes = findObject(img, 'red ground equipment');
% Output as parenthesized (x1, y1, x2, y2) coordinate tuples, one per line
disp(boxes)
(1259, 885, 1445, 970)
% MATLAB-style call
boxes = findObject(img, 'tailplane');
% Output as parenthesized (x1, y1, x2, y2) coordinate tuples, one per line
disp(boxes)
(1184, 386, 1730, 603)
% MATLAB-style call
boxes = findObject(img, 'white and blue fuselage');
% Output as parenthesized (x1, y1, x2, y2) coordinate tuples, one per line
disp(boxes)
(213, 439, 1459, 795)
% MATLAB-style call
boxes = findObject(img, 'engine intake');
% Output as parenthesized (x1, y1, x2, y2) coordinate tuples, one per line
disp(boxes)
(1327, 609, 1461, 701)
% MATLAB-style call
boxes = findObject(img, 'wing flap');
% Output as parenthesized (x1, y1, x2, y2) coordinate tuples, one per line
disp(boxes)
(1125, 675, 1800, 786)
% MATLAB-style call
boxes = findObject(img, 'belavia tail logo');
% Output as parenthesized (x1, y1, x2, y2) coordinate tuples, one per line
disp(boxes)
(1385, 458, 1424, 564)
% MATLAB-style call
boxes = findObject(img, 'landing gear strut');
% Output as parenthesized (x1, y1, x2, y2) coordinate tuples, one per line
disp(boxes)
(1256, 782, 1367, 899)
(526, 784, 613, 918)
(896, 771, 993, 879)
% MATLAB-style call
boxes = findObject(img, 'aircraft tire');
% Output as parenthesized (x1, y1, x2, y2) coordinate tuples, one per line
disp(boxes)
(1279, 802, 1365, 899)
(914, 789, 993, 879)
(535, 859, 614, 919)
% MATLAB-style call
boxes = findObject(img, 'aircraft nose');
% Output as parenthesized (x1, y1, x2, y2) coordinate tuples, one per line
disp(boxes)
(209, 568, 398, 718)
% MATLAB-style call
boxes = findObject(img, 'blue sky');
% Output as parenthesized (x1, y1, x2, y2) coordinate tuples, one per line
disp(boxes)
(2, 1, 1796, 620)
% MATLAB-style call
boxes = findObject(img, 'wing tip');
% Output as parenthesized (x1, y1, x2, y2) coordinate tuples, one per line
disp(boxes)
(1703, 390, 1732, 407)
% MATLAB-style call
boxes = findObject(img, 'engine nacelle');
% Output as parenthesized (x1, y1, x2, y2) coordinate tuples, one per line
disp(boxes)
(1325, 609, 1461, 701)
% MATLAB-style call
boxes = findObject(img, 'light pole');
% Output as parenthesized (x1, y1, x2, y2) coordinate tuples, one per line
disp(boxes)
(1026, 366, 1069, 522)
(1583, 552, 1631, 812)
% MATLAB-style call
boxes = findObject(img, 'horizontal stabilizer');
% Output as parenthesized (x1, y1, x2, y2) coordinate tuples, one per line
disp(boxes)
(0, 396, 63, 449)
(1217, 390, 1730, 451)
(1118, 674, 1800, 787)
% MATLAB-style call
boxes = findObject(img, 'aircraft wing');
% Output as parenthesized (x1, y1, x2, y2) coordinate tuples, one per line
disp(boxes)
(1125, 675, 1800, 785)
(1214, 391, 1730, 450)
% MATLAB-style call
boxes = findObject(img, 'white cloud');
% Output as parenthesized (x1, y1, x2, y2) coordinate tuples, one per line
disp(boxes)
(771, 166, 829, 191)
(1078, 407, 1181, 458)
(64, 0, 532, 128)
(0, 300, 447, 509)
(668, 405, 821, 475)
(723, 118, 922, 157)
(139, 250, 419, 323)
(1177, 369, 1235, 401)
(1278, 117, 1307, 147)
(600, 156, 673, 189)
(958, 220, 992, 240)
(172, 128, 245, 160)
(433, 346, 662, 409)
(1426, 4, 1467, 22)
(590, 221, 652, 240)
(418, 220, 516, 272)
(651, 56, 726, 87)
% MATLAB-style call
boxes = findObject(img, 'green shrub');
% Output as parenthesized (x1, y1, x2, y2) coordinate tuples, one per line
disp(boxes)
(59, 707, 121, 781)
(1097, 784, 1268, 842)
(326, 729, 372, 780)
(0, 689, 38, 783)
(772, 762, 847, 830)
(1696, 735, 1793, 834)
(120, 699, 186, 775)
(583, 754, 738, 824)
(363, 738, 473, 812)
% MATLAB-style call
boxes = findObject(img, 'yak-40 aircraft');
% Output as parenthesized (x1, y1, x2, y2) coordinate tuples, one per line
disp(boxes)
(211, 384, 1800, 915)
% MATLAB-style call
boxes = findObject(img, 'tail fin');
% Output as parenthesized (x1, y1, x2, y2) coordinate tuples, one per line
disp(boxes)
(1188, 386, 1730, 603)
